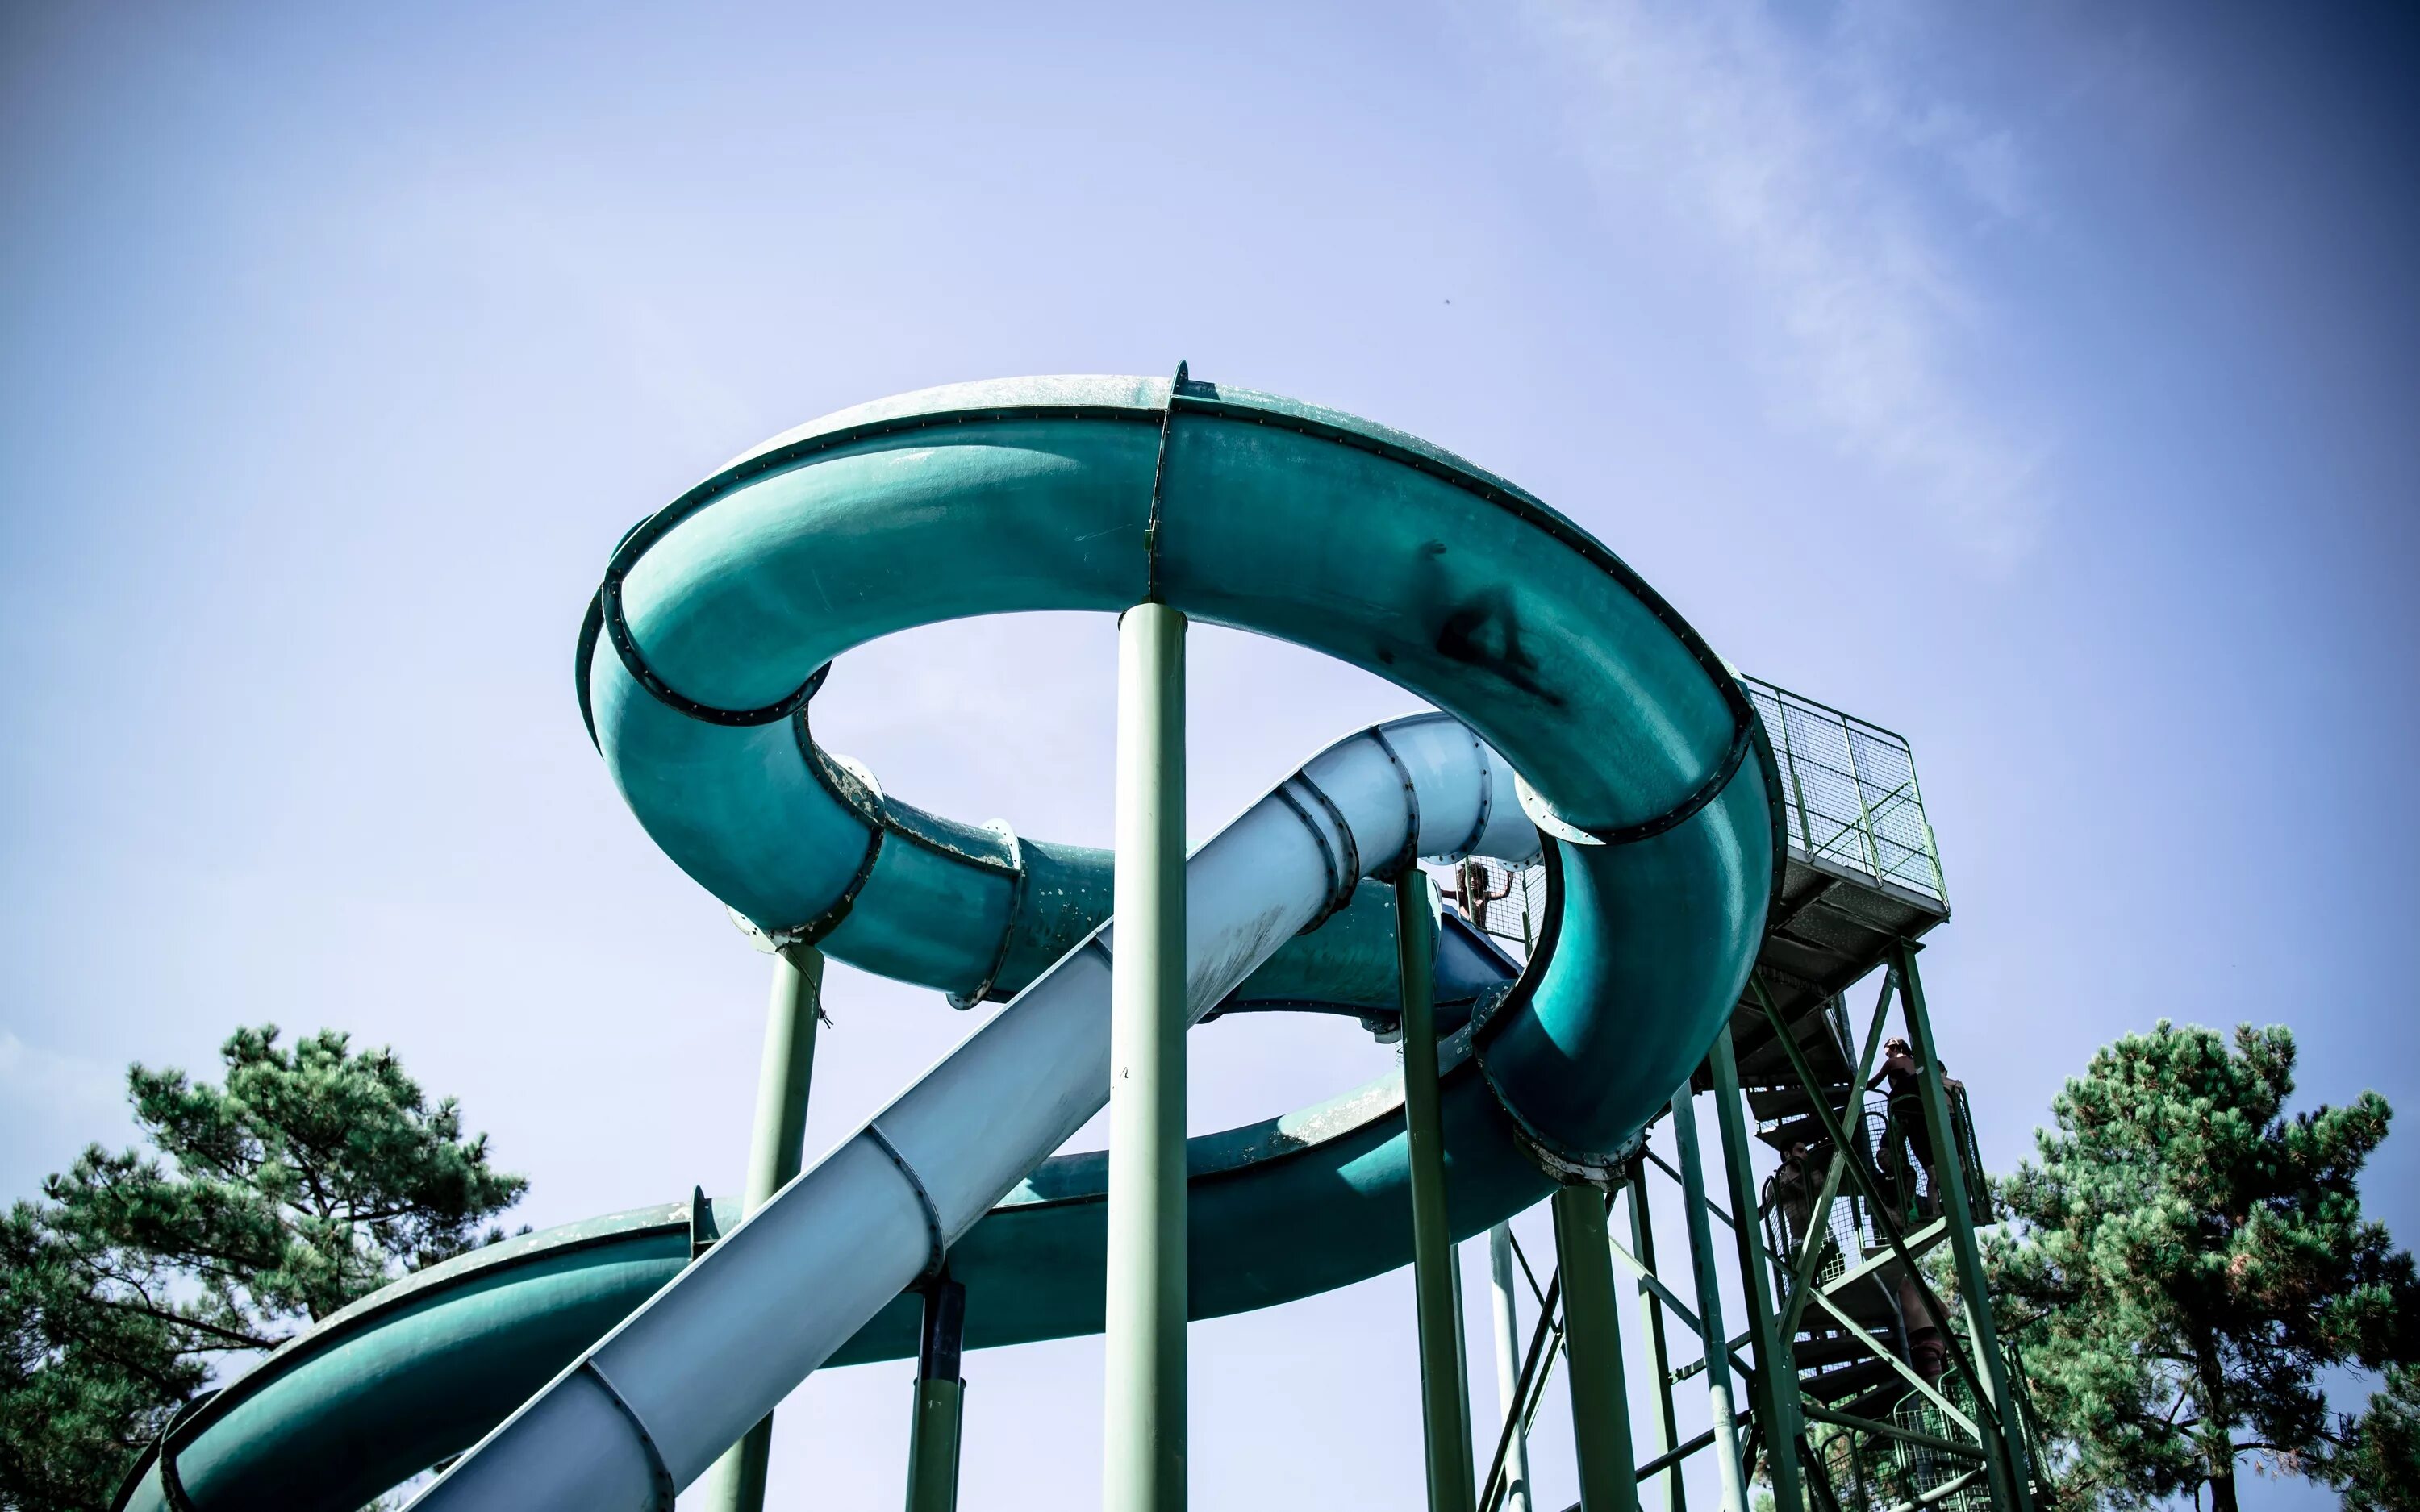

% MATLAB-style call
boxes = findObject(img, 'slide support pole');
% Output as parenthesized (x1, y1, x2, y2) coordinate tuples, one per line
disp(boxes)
(1710, 1027, 1806, 1512)
(1671, 1085, 1750, 1512)
(905, 1277, 968, 1512)
(1487, 1224, 1535, 1512)
(1454, 1243, 1475, 1474)
(1893, 944, 2034, 1512)
(1399, 872, 1477, 1512)
(1553, 1184, 1639, 1512)
(697, 943, 826, 1512)
(1626, 1168, 1685, 1512)
(1104, 602, 1188, 1512)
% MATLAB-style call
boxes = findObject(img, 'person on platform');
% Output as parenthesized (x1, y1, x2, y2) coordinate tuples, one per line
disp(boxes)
(1867, 1036, 1963, 1220)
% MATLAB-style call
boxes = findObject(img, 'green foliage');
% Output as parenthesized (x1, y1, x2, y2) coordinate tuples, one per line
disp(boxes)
(1984, 1022, 2417, 1512)
(2332, 1364, 2420, 1512)
(1, 1204, 207, 1511)
(0, 1026, 525, 1512)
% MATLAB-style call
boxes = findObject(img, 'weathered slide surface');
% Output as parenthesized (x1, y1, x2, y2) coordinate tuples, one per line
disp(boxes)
(115, 373, 1780, 1512)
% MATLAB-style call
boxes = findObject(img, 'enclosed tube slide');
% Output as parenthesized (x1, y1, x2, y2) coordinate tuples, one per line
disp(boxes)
(113, 373, 1780, 1512)
(417, 716, 1538, 1510)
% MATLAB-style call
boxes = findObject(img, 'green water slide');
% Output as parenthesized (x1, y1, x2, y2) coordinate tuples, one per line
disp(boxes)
(114, 373, 1780, 1512)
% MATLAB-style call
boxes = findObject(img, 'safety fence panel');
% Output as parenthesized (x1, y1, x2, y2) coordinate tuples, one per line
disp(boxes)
(1740, 675, 1946, 905)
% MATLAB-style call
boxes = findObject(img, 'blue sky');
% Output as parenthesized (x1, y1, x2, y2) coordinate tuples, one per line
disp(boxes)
(3, 3, 2414, 1508)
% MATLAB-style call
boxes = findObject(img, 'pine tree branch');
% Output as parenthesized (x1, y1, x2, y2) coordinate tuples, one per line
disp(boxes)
(89, 1293, 280, 1351)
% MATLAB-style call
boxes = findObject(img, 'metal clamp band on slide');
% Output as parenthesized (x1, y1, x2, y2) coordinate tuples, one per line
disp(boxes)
(1298, 773, 1360, 910)
(1467, 835, 1644, 1187)
(948, 822, 1027, 1010)
(1271, 784, 1337, 912)
(769, 709, 889, 948)
(1142, 360, 1188, 602)
(1273, 776, 1358, 933)
(864, 1123, 949, 1284)
(580, 1360, 676, 1510)
(595, 573, 832, 727)
(574, 591, 607, 750)
(1366, 725, 1422, 880)
(1575, 711, 1755, 848)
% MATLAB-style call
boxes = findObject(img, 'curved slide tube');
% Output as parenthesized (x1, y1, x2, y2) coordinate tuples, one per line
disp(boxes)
(114, 373, 1780, 1511)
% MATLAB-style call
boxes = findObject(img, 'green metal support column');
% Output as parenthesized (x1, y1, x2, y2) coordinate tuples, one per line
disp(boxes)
(1892, 943, 2034, 1512)
(1625, 1169, 1685, 1512)
(1104, 602, 1188, 1512)
(905, 1277, 968, 1512)
(1553, 1184, 1639, 1512)
(1487, 1224, 1535, 1512)
(697, 942, 826, 1512)
(1399, 872, 1478, 1512)
(1453, 1245, 1475, 1472)
(1670, 1085, 1751, 1512)
(1709, 1027, 1806, 1512)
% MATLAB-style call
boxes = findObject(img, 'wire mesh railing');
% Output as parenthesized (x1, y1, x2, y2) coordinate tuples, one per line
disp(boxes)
(1759, 1090, 1994, 1272)
(1443, 856, 1546, 958)
(1883, 1387, 1999, 1512)
(1440, 674, 1945, 948)
(1739, 674, 1946, 906)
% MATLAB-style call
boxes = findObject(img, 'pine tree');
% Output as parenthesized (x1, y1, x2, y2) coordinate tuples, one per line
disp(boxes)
(2332, 1364, 2420, 1512)
(0, 1026, 526, 1512)
(1984, 1022, 2416, 1512)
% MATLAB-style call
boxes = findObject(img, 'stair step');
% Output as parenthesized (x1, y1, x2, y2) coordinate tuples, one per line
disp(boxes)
(1791, 1330, 1896, 1370)
(1799, 1355, 1900, 1404)
(1795, 1272, 1902, 1328)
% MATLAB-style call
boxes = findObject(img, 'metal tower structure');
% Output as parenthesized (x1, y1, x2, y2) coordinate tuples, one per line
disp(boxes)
(1450, 675, 2048, 1512)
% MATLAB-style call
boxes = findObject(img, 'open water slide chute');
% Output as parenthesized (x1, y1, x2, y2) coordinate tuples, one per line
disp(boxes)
(111, 373, 1780, 1512)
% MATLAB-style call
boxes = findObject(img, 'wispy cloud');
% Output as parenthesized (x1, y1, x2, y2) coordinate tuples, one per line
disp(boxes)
(1512, 0, 2053, 559)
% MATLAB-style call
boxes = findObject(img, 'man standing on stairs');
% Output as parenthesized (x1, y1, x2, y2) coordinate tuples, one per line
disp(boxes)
(1868, 1037, 1963, 1387)
(1867, 1037, 1963, 1222)
(1766, 1137, 1822, 1253)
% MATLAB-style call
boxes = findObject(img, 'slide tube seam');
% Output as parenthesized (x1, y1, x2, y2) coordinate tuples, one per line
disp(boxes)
(1584, 711, 1754, 848)
(582, 1360, 676, 1510)
(1467, 835, 1639, 1187)
(762, 711, 888, 945)
(865, 1124, 949, 1284)
(1300, 772, 1361, 919)
(1142, 361, 1187, 603)
(576, 398, 1163, 742)
(946, 822, 1027, 1010)
(1278, 770, 1361, 933)
(1270, 781, 1346, 931)
(575, 592, 604, 748)
(1366, 724, 1423, 880)
(1160, 384, 1760, 804)
(605, 559, 831, 724)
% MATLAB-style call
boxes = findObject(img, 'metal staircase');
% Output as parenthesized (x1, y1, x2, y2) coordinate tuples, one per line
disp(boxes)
(1450, 673, 2048, 1512)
